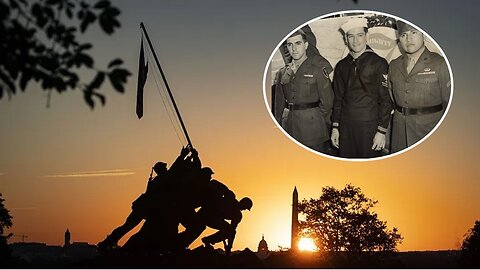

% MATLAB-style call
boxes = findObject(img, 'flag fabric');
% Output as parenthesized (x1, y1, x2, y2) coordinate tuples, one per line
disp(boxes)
(136, 38, 148, 119)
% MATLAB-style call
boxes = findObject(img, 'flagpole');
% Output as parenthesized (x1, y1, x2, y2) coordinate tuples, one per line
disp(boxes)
(140, 22, 193, 148)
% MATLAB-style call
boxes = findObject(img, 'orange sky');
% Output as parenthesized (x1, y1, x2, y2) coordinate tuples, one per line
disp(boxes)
(1, 0, 479, 252)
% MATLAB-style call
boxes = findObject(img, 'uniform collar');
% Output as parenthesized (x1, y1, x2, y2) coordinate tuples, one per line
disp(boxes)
(349, 46, 375, 61)
(288, 56, 308, 73)
(403, 47, 433, 77)
(349, 45, 374, 59)
(407, 46, 426, 65)
(280, 57, 310, 84)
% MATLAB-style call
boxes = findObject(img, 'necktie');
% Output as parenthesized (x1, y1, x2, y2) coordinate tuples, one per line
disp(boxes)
(407, 57, 415, 74)
(290, 61, 298, 74)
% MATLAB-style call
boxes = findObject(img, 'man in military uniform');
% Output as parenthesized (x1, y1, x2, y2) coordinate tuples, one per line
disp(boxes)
(177, 166, 239, 250)
(273, 30, 334, 153)
(389, 20, 451, 153)
(331, 17, 393, 158)
(200, 197, 253, 255)
(98, 147, 192, 252)
(97, 160, 170, 251)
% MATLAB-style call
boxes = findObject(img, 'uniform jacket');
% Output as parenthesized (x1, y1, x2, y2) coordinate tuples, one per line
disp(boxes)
(332, 47, 393, 132)
(389, 47, 451, 151)
(274, 55, 334, 146)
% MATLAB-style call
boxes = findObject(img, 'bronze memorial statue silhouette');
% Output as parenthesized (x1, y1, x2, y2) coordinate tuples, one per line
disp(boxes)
(98, 23, 252, 255)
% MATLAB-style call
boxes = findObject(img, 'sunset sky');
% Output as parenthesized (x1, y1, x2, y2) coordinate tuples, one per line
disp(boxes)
(1, 0, 479, 252)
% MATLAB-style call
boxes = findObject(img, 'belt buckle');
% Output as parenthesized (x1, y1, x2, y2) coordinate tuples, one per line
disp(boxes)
(287, 103, 293, 110)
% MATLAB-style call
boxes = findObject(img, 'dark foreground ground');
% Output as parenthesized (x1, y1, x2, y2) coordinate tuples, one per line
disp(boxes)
(4, 247, 479, 268)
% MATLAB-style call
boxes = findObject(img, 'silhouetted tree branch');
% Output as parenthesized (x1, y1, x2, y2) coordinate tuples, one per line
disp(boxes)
(461, 220, 480, 267)
(298, 184, 402, 252)
(462, 220, 480, 252)
(0, 0, 131, 109)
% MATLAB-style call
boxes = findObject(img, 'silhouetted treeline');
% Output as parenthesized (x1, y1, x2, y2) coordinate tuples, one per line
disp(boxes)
(8, 249, 470, 268)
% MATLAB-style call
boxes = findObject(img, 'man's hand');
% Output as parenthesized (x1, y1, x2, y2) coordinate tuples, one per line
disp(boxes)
(371, 132, 386, 151)
(180, 146, 189, 157)
(331, 128, 340, 148)
(191, 148, 198, 157)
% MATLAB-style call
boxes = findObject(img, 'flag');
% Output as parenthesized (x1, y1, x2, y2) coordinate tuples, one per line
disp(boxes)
(136, 38, 148, 119)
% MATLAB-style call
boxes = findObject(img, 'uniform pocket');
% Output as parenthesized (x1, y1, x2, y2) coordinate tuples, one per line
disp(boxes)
(302, 77, 316, 98)
(414, 74, 441, 106)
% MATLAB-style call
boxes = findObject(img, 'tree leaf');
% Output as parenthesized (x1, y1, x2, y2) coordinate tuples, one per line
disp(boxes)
(83, 90, 95, 109)
(46, 25, 55, 38)
(98, 7, 121, 34)
(46, 0, 61, 5)
(20, 69, 32, 91)
(53, 76, 67, 92)
(76, 53, 94, 68)
(80, 1, 89, 9)
(31, 3, 42, 20)
(41, 77, 53, 89)
(108, 58, 123, 68)
(34, 44, 46, 54)
(94, 0, 110, 9)
(77, 43, 93, 51)
(0, 69, 16, 93)
(44, 6, 55, 19)
(92, 91, 106, 106)
(80, 11, 96, 33)
(66, 7, 72, 19)
(90, 72, 105, 90)
(38, 56, 59, 71)
(108, 68, 131, 93)
(7, 0, 19, 9)
(31, 3, 47, 28)
(77, 9, 84, 20)
(68, 77, 79, 88)
(108, 72, 123, 93)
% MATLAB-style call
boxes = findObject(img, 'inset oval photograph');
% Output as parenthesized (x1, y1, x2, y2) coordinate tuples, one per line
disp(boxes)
(263, 10, 453, 161)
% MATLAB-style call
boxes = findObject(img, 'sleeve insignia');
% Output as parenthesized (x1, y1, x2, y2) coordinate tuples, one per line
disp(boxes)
(381, 74, 388, 87)
(322, 67, 329, 78)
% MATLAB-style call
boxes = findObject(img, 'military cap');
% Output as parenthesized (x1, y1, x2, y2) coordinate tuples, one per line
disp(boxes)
(288, 29, 307, 40)
(341, 17, 368, 34)
(240, 197, 253, 211)
(153, 161, 167, 173)
(397, 20, 418, 34)
(201, 167, 214, 175)
(154, 161, 167, 169)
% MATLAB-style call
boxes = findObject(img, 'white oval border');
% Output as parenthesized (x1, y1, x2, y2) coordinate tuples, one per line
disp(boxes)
(262, 9, 454, 162)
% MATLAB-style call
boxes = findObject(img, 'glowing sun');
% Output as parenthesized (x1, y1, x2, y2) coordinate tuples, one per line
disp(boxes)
(298, 237, 317, 251)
